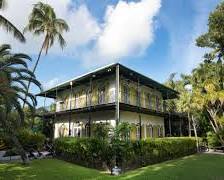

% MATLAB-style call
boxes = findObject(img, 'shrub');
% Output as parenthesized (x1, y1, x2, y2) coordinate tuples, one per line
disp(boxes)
(54, 137, 196, 171)
(92, 123, 110, 140)
(54, 137, 108, 169)
(17, 129, 45, 151)
(114, 122, 132, 141)
(207, 131, 221, 147)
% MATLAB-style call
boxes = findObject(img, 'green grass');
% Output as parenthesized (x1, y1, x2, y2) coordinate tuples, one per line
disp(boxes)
(0, 154, 224, 180)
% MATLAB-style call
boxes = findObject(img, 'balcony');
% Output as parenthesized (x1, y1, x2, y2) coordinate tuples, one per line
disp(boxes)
(120, 91, 165, 113)
(42, 90, 166, 114)
(55, 91, 115, 112)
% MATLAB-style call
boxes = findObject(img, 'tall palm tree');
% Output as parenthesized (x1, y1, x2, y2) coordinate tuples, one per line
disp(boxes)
(23, 2, 69, 105)
(0, 0, 25, 42)
(0, 44, 41, 163)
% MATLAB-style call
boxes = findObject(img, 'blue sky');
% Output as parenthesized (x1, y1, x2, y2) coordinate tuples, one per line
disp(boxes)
(1, 0, 221, 107)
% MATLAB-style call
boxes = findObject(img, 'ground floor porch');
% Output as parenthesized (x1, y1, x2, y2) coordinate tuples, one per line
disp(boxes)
(40, 103, 188, 139)
(53, 110, 165, 140)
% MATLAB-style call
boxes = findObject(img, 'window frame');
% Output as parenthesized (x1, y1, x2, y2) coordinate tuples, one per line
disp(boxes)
(98, 85, 106, 104)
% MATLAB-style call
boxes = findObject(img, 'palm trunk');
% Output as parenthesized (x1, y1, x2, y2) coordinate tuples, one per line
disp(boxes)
(22, 42, 45, 108)
(192, 115, 199, 152)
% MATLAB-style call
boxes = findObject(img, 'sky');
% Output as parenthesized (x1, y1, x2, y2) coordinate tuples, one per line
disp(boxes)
(0, 0, 221, 107)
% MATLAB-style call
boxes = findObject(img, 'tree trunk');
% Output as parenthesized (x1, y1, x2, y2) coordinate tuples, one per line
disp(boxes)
(3, 114, 29, 164)
(192, 115, 199, 152)
(207, 109, 224, 145)
(11, 134, 29, 164)
(22, 41, 45, 108)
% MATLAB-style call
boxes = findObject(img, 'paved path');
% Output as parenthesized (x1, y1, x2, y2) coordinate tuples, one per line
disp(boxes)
(203, 150, 224, 155)
(0, 150, 22, 162)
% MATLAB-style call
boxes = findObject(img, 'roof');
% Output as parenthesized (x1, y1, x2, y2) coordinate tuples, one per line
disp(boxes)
(36, 63, 178, 99)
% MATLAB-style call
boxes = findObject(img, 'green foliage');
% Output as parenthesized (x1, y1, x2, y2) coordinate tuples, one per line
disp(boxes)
(92, 123, 110, 140)
(0, 0, 25, 42)
(17, 129, 45, 151)
(114, 122, 132, 141)
(54, 137, 108, 169)
(24, 2, 69, 54)
(196, 2, 224, 57)
(54, 137, 196, 171)
(207, 131, 221, 148)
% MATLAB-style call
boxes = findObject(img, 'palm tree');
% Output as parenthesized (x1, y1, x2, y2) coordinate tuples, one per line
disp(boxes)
(0, 44, 41, 163)
(23, 2, 69, 105)
(164, 73, 177, 113)
(0, 0, 25, 42)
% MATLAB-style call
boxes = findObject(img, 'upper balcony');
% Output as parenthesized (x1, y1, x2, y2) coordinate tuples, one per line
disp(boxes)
(43, 88, 166, 114)
(37, 63, 176, 116)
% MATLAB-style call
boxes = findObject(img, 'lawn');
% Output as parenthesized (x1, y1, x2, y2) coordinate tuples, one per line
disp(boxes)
(0, 154, 224, 180)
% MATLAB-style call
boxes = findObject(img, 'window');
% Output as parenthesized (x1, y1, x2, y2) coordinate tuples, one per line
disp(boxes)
(148, 94, 152, 109)
(136, 90, 141, 106)
(136, 124, 140, 140)
(73, 127, 81, 137)
(147, 125, 153, 138)
(150, 125, 153, 137)
(75, 93, 79, 108)
(123, 85, 130, 104)
(156, 96, 160, 111)
(86, 89, 92, 106)
(158, 126, 161, 137)
(158, 126, 163, 137)
(85, 123, 90, 137)
(98, 86, 105, 104)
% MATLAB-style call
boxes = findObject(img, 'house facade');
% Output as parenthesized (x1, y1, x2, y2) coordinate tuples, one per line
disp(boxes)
(37, 63, 180, 139)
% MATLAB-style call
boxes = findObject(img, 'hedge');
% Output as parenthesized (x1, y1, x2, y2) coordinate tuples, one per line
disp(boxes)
(54, 137, 197, 172)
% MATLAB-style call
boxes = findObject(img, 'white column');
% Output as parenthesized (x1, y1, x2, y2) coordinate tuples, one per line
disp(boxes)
(144, 124, 147, 139)
(115, 64, 120, 125)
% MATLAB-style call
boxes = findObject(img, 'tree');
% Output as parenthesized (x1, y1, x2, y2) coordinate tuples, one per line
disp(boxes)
(196, 2, 224, 90)
(196, 2, 224, 61)
(192, 80, 224, 145)
(0, 0, 25, 42)
(0, 44, 41, 163)
(23, 2, 69, 106)
(164, 73, 178, 113)
(193, 1, 224, 145)
(165, 73, 200, 146)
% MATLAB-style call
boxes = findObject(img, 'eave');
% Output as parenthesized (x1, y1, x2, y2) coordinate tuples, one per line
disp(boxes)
(36, 63, 178, 100)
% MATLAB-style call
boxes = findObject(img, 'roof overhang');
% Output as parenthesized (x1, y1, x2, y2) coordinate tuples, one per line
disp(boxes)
(36, 63, 178, 99)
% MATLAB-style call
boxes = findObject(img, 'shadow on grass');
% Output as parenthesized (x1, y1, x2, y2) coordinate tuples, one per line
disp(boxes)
(118, 155, 200, 180)
(1, 154, 224, 180)
(0, 162, 38, 179)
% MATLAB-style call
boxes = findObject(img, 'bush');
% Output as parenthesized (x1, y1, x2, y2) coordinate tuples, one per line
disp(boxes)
(54, 137, 108, 169)
(207, 131, 221, 147)
(54, 137, 196, 171)
(17, 129, 45, 151)
(92, 123, 110, 140)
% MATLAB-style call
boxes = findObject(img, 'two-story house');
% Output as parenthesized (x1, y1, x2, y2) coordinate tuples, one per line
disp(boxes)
(37, 63, 181, 139)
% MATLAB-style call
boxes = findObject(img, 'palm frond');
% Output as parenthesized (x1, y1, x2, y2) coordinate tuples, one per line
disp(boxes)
(0, 0, 6, 9)
(0, 15, 25, 42)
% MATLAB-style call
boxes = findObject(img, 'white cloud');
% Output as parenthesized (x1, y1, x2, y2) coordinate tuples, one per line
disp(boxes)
(0, 0, 100, 55)
(1, 0, 161, 68)
(83, 0, 161, 67)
